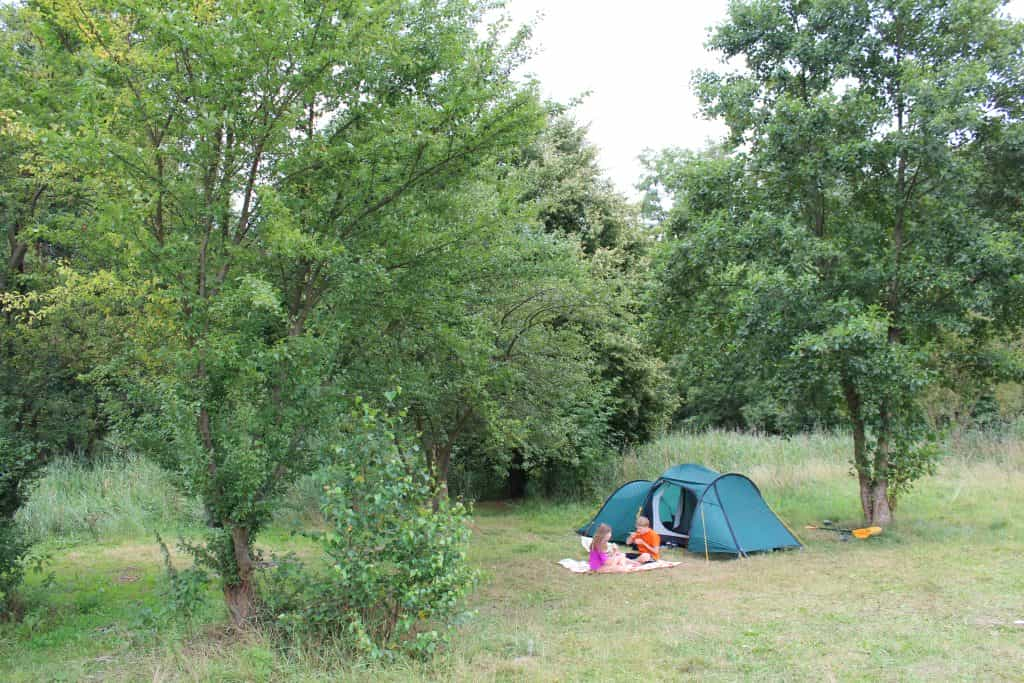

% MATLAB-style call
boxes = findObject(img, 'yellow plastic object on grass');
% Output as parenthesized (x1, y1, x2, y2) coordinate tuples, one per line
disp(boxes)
(805, 524, 883, 539)
(851, 526, 883, 539)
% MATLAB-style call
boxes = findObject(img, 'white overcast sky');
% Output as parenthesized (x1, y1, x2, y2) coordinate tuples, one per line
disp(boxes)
(501, 0, 1024, 199)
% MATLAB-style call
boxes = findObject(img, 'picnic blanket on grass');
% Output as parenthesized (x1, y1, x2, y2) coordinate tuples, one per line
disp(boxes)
(557, 558, 681, 574)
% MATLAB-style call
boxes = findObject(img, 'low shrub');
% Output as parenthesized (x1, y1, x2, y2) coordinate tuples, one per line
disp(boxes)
(0, 520, 29, 617)
(262, 404, 475, 659)
(156, 534, 211, 623)
(0, 424, 44, 617)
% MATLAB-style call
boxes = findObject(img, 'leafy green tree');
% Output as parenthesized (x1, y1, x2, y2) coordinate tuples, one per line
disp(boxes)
(518, 109, 639, 255)
(334, 170, 617, 500)
(327, 109, 670, 502)
(0, 4, 113, 613)
(22, 0, 541, 624)
(516, 110, 674, 453)
(0, 4, 108, 459)
(652, 0, 1024, 523)
(641, 146, 845, 431)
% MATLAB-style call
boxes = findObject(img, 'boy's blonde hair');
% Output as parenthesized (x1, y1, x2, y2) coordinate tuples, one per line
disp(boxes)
(636, 516, 650, 528)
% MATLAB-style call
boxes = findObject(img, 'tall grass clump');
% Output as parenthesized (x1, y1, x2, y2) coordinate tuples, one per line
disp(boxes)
(612, 427, 1024, 529)
(626, 426, 1024, 485)
(624, 429, 849, 487)
(945, 421, 1024, 471)
(16, 454, 202, 543)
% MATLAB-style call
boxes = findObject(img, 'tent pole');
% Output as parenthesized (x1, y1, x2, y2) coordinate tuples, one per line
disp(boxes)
(700, 502, 709, 562)
(713, 483, 747, 558)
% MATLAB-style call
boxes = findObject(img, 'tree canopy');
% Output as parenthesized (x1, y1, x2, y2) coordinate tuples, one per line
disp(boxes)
(0, 0, 663, 622)
(3, 0, 1024, 629)
(647, 0, 1024, 523)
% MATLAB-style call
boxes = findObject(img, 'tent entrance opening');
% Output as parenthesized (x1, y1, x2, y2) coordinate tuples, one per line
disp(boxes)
(650, 482, 692, 546)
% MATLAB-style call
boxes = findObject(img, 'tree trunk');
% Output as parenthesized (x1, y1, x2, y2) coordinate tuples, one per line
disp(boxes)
(224, 525, 256, 627)
(858, 477, 892, 526)
(223, 580, 255, 627)
(422, 408, 473, 507)
(869, 403, 894, 525)
(843, 377, 892, 524)
(427, 443, 451, 508)
(1, 241, 28, 294)
(507, 448, 527, 499)
(436, 444, 451, 499)
(871, 481, 892, 525)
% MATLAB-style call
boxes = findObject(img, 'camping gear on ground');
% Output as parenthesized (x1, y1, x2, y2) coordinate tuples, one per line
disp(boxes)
(577, 464, 802, 558)
(805, 522, 882, 539)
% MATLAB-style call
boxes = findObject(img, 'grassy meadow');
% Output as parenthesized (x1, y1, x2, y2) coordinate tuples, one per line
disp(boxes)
(3, 430, 1023, 681)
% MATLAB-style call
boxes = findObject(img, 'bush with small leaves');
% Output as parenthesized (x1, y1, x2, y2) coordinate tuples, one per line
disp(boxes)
(0, 520, 29, 618)
(156, 534, 210, 623)
(263, 402, 475, 658)
(0, 419, 45, 618)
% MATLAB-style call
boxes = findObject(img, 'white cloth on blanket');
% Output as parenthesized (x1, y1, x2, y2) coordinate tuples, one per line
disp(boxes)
(557, 558, 681, 573)
(558, 558, 592, 573)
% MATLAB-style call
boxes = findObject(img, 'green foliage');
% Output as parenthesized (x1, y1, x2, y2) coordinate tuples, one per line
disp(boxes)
(156, 534, 210, 623)
(0, 520, 29, 617)
(7, 0, 545, 622)
(792, 305, 941, 502)
(0, 410, 43, 616)
(0, 306, 106, 463)
(263, 405, 474, 659)
(511, 109, 674, 455)
(517, 109, 641, 255)
(0, 5, 109, 463)
(336, 182, 617, 498)
(0, 3, 130, 612)
(0, 416, 39, 523)
(648, 0, 1024, 521)
(2, 5, 668, 597)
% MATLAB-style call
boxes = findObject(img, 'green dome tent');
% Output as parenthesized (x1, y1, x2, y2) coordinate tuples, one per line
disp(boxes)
(578, 464, 801, 557)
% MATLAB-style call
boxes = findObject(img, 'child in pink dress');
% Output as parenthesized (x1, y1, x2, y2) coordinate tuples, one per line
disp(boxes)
(588, 523, 640, 572)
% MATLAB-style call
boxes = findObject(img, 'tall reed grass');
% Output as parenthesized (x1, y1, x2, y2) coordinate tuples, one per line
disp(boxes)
(622, 426, 1024, 485)
(15, 454, 202, 543)
(623, 429, 848, 485)
(611, 426, 1024, 529)
(15, 426, 1022, 544)
(944, 424, 1024, 469)
(16, 454, 327, 544)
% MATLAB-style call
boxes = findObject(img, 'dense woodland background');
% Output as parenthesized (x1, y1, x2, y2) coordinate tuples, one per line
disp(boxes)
(2, 0, 1023, 669)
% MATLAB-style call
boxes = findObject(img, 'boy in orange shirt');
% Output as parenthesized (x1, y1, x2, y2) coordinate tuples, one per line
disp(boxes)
(626, 515, 660, 563)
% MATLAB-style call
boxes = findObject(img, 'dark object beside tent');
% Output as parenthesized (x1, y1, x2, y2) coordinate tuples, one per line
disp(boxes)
(578, 464, 801, 557)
